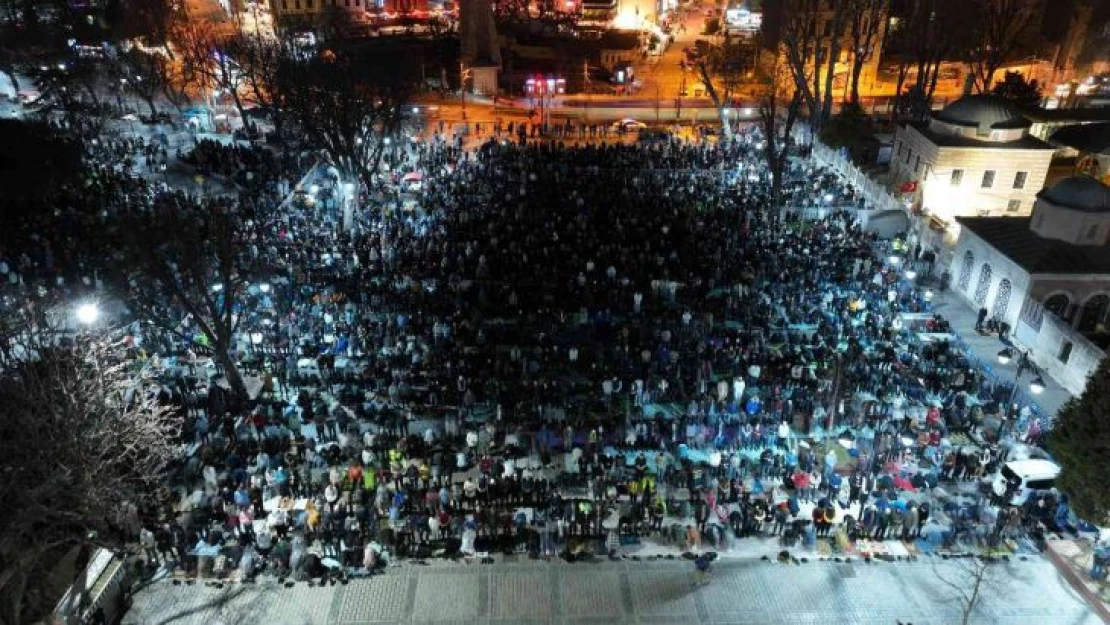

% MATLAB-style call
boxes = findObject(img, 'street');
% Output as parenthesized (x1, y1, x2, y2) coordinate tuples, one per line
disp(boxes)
(123, 556, 1101, 625)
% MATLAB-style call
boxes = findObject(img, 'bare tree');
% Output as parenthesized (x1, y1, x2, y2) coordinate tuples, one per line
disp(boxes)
(224, 28, 291, 138)
(780, 0, 848, 132)
(759, 62, 803, 216)
(845, 0, 889, 105)
(176, 22, 252, 125)
(279, 45, 418, 196)
(933, 557, 999, 625)
(695, 39, 753, 136)
(101, 195, 259, 400)
(965, 0, 1037, 93)
(0, 333, 178, 625)
(158, 23, 206, 112)
(112, 46, 166, 117)
(889, 0, 969, 121)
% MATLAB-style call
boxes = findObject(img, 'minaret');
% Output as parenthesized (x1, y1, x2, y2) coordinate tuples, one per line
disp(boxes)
(458, 0, 500, 95)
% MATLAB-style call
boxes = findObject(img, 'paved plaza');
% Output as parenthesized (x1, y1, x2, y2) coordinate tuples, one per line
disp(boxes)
(123, 557, 1102, 625)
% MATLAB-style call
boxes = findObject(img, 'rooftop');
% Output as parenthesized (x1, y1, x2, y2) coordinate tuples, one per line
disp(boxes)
(956, 216, 1110, 274)
(1038, 175, 1110, 212)
(909, 122, 1055, 150)
(1049, 121, 1110, 156)
(1023, 107, 1110, 123)
(935, 95, 1030, 131)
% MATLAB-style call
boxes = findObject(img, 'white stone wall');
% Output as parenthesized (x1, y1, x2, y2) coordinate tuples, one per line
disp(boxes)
(948, 228, 1032, 330)
(1015, 299, 1105, 396)
(892, 125, 1055, 223)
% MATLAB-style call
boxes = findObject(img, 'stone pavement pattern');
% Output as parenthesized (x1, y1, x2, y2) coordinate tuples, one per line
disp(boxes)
(123, 558, 1103, 625)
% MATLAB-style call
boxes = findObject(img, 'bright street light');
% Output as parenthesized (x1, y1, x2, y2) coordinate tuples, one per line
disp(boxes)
(1030, 377, 1046, 394)
(212, 283, 224, 293)
(997, 347, 1013, 365)
(258, 283, 271, 293)
(76, 303, 100, 325)
(905, 270, 917, 280)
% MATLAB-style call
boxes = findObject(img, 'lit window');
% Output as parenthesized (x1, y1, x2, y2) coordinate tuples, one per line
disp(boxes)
(951, 169, 963, 186)
(981, 170, 995, 188)
(1013, 171, 1027, 189)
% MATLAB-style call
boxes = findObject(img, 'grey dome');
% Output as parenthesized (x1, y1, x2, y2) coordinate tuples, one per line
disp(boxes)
(934, 95, 1029, 131)
(1039, 176, 1110, 213)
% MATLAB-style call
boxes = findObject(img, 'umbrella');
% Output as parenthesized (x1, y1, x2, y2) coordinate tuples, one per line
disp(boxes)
(854, 391, 878, 402)
(403, 171, 424, 182)
(797, 440, 811, 449)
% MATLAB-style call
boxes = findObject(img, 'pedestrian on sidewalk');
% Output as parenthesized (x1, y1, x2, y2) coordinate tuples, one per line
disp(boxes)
(693, 553, 712, 586)
(976, 307, 988, 332)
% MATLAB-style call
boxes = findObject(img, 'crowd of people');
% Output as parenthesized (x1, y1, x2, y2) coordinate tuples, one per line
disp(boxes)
(5, 116, 1068, 585)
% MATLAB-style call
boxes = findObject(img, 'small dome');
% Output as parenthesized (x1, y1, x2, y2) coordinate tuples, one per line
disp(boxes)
(1039, 176, 1110, 213)
(934, 95, 1029, 130)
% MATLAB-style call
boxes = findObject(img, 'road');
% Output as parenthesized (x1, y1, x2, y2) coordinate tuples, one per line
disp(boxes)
(122, 556, 1102, 625)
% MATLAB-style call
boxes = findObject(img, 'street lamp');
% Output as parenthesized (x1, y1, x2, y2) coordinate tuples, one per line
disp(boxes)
(996, 347, 1045, 430)
(905, 269, 917, 281)
(258, 282, 271, 294)
(76, 303, 100, 326)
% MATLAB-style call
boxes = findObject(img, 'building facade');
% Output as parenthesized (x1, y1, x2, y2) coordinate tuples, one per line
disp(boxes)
(892, 96, 1056, 251)
(948, 176, 1110, 394)
(269, 0, 371, 20)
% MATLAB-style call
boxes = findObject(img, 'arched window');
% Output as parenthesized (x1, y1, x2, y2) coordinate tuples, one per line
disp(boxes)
(993, 279, 1012, 322)
(1078, 294, 1109, 333)
(957, 251, 974, 292)
(974, 264, 992, 306)
(1043, 293, 1071, 321)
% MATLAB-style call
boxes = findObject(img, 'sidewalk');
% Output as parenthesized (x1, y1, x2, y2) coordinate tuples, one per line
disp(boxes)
(1046, 538, 1110, 622)
(123, 555, 1103, 625)
(930, 291, 1072, 419)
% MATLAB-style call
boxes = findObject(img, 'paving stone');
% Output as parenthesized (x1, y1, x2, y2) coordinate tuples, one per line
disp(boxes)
(335, 575, 411, 623)
(627, 571, 698, 617)
(560, 571, 624, 618)
(122, 558, 1104, 625)
(490, 571, 552, 619)
(412, 573, 482, 620)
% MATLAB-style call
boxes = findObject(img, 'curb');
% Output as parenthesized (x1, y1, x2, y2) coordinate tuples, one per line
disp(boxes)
(1045, 542, 1110, 623)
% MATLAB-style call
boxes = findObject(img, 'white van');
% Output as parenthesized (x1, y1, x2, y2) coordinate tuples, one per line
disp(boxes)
(992, 458, 1060, 506)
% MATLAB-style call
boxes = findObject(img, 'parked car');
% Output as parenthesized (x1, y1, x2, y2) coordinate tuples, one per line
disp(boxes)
(992, 458, 1060, 506)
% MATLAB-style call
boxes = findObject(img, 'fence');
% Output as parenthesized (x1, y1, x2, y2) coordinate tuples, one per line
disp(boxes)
(808, 139, 905, 215)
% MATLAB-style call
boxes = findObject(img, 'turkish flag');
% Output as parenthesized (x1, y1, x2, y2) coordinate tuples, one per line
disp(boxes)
(900, 180, 919, 194)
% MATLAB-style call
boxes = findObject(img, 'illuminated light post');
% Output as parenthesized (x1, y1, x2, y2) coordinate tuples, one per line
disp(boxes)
(996, 347, 1047, 435)
(76, 303, 100, 326)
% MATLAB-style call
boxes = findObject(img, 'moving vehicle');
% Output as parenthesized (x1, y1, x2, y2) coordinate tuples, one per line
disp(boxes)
(992, 458, 1060, 506)
(612, 118, 647, 132)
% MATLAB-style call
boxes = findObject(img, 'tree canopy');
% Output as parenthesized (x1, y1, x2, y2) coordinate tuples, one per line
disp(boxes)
(990, 70, 1043, 110)
(0, 337, 178, 624)
(1048, 357, 1110, 524)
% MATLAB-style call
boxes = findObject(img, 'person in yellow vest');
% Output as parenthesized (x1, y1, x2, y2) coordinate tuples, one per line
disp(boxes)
(418, 460, 432, 487)
(640, 473, 656, 502)
(362, 466, 377, 493)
